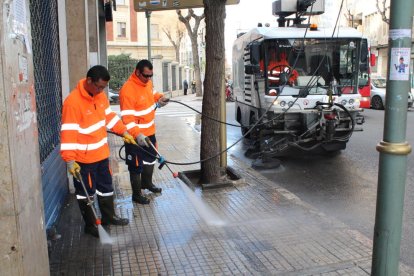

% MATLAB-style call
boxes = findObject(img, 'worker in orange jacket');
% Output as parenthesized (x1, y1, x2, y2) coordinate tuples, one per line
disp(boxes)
(260, 51, 298, 86)
(119, 59, 169, 204)
(60, 65, 137, 237)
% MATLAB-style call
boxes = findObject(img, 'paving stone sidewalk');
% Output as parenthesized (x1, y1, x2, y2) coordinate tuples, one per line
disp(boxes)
(49, 95, 414, 275)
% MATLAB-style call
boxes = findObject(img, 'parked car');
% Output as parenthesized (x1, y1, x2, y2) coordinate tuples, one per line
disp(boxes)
(370, 77, 413, 109)
(108, 89, 119, 104)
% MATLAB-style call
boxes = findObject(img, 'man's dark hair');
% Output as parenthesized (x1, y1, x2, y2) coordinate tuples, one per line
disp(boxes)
(136, 59, 153, 73)
(87, 65, 110, 82)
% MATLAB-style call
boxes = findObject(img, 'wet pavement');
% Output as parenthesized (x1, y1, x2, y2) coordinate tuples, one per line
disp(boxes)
(226, 104, 414, 267)
(49, 95, 414, 275)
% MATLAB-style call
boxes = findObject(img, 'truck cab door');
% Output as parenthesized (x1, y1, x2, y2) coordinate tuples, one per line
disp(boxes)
(245, 42, 261, 74)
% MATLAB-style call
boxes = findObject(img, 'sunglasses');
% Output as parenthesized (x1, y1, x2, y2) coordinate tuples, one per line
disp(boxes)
(92, 82, 107, 91)
(140, 73, 153, 79)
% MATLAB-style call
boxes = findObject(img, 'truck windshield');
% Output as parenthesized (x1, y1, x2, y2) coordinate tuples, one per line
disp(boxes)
(263, 38, 362, 95)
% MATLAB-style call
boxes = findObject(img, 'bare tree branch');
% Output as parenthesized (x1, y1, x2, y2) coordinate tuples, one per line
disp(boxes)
(161, 23, 184, 62)
(376, 0, 389, 24)
(344, 9, 351, 22)
(176, 8, 205, 96)
(162, 27, 177, 48)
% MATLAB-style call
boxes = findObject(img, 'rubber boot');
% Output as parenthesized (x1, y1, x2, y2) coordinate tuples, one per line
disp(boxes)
(130, 172, 150, 204)
(142, 165, 162, 193)
(98, 195, 129, 226)
(77, 198, 99, 238)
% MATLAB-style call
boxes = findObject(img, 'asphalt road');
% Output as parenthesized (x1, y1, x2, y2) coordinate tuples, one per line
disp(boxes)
(226, 104, 414, 267)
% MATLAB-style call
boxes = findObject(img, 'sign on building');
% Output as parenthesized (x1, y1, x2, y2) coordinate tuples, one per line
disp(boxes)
(134, 0, 240, 12)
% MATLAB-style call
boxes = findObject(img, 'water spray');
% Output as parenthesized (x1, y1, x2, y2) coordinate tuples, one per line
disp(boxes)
(144, 137, 226, 226)
(144, 137, 178, 178)
(75, 172, 113, 244)
(109, 132, 225, 226)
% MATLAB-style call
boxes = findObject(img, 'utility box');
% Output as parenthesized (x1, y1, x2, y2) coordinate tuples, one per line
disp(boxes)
(272, 0, 325, 15)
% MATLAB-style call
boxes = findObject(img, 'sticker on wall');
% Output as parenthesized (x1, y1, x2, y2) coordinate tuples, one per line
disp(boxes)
(173, 0, 180, 7)
(18, 54, 28, 82)
(13, 90, 36, 132)
(150, 0, 160, 5)
(389, 29, 411, 40)
(12, 0, 27, 36)
(138, 1, 147, 7)
(162, 0, 168, 7)
(389, 47, 410, 81)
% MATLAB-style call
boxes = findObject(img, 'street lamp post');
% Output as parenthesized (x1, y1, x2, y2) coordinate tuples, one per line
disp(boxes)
(371, 0, 413, 274)
(146, 10, 151, 60)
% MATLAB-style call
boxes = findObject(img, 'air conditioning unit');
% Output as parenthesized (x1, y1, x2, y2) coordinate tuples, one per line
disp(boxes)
(272, 0, 325, 16)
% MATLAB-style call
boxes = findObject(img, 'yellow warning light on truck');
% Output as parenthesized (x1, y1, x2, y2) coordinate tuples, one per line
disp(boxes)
(310, 24, 318, 30)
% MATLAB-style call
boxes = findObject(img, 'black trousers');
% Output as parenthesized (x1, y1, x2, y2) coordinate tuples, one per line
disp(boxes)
(125, 134, 158, 173)
(74, 158, 113, 198)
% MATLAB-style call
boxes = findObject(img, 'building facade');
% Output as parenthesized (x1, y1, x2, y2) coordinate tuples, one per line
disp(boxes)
(106, 0, 178, 61)
(344, 0, 414, 83)
(105, 3, 206, 93)
(0, 0, 111, 273)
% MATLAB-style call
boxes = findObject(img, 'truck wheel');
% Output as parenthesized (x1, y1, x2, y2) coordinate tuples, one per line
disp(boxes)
(324, 150, 342, 157)
(322, 141, 347, 155)
(241, 126, 250, 138)
(241, 113, 256, 139)
(371, 96, 384, 110)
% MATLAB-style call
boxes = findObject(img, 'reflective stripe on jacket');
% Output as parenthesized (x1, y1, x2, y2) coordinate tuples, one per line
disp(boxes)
(60, 78, 127, 163)
(119, 70, 163, 138)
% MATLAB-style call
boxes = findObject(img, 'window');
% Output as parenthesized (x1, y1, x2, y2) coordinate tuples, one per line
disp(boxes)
(117, 22, 126, 38)
(261, 38, 362, 95)
(117, 0, 126, 5)
(150, 24, 159, 40)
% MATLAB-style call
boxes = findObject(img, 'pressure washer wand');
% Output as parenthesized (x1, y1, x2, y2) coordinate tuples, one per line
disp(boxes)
(75, 172, 101, 225)
(145, 137, 178, 178)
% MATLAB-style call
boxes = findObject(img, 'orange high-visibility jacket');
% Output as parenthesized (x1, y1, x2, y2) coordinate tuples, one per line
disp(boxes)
(119, 70, 163, 138)
(260, 60, 299, 83)
(60, 79, 127, 164)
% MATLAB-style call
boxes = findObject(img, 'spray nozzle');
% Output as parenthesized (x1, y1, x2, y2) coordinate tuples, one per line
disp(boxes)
(158, 155, 165, 164)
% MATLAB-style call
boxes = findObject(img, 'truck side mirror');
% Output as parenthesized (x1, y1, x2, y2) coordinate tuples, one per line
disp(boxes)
(245, 64, 260, 75)
(249, 42, 261, 65)
(370, 53, 376, 67)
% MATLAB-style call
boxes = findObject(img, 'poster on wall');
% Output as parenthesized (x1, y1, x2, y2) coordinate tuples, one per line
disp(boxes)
(18, 54, 28, 82)
(12, 0, 31, 53)
(389, 47, 410, 81)
(12, 0, 27, 35)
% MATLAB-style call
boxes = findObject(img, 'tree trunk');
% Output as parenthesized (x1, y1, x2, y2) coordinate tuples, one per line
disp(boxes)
(177, 9, 204, 97)
(190, 36, 203, 97)
(162, 26, 183, 62)
(200, 0, 225, 183)
(175, 46, 180, 63)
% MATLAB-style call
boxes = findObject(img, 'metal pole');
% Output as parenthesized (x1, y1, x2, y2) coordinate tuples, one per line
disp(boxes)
(146, 10, 152, 60)
(220, 62, 227, 168)
(371, 0, 413, 274)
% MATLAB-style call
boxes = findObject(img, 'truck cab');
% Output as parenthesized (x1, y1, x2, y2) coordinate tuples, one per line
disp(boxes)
(233, 24, 366, 156)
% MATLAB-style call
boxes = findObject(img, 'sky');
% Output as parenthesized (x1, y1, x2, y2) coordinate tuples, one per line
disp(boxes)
(224, 0, 276, 63)
(224, 0, 342, 65)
